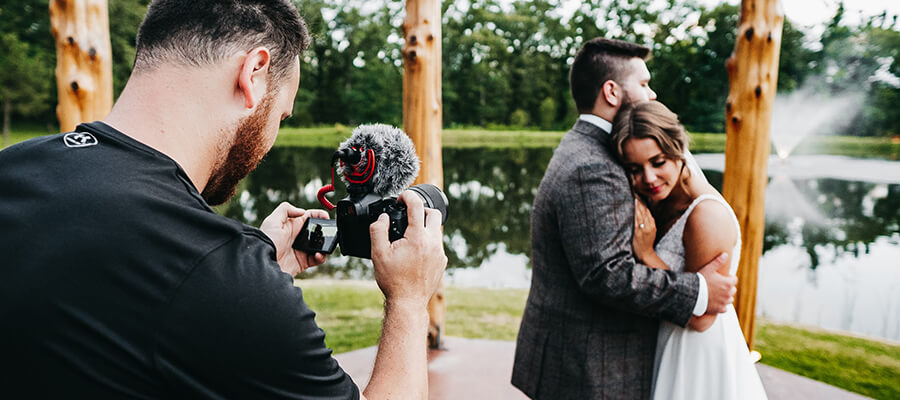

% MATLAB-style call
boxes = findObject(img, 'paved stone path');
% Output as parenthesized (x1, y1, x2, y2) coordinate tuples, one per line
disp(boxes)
(335, 337, 871, 399)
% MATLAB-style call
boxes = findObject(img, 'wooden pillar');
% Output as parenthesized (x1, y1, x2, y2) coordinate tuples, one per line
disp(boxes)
(50, 0, 113, 132)
(722, 0, 783, 349)
(402, 0, 444, 349)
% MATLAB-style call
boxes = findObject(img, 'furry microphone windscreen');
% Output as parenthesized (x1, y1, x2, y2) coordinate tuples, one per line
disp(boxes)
(337, 124, 421, 197)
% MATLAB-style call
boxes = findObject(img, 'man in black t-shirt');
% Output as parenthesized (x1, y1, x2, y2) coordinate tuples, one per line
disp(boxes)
(0, 1, 446, 399)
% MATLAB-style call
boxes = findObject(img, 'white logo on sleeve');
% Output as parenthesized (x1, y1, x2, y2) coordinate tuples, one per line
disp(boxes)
(63, 132, 98, 148)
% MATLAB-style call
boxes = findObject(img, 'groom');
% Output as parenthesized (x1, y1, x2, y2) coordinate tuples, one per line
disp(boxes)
(511, 38, 738, 399)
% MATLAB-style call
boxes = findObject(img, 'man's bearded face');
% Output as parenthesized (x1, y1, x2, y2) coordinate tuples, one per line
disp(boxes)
(202, 95, 274, 206)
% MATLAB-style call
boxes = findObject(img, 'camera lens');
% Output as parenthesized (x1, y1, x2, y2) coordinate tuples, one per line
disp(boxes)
(408, 183, 449, 225)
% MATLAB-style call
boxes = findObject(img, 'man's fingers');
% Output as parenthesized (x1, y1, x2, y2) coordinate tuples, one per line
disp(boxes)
(274, 201, 306, 218)
(307, 209, 330, 220)
(424, 208, 442, 234)
(314, 252, 327, 265)
(369, 213, 390, 258)
(400, 191, 426, 235)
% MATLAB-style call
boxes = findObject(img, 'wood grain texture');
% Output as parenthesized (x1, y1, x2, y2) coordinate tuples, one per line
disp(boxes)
(722, 0, 784, 349)
(49, 0, 113, 132)
(402, 0, 445, 349)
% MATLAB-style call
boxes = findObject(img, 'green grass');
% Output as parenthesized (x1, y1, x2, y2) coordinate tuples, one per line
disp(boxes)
(299, 280, 900, 399)
(1, 130, 52, 148)
(7, 126, 899, 158)
(299, 280, 528, 352)
(755, 322, 900, 400)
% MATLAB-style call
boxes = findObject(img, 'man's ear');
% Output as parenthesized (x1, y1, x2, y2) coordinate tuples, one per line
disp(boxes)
(600, 80, 620, 108)
(237, 47, 271, 109)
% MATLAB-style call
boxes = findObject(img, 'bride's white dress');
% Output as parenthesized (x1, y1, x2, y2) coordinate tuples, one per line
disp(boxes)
(651, 194, 768, 400)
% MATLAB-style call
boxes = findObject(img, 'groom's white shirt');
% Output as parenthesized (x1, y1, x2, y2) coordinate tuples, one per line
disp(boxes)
(578, 113, 709, 317)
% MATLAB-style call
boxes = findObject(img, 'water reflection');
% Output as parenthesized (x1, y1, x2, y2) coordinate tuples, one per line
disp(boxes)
(219, 147, 900, 340)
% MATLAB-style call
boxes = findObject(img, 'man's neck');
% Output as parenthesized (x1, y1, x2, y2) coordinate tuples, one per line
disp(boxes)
(103, 67, 236, 193)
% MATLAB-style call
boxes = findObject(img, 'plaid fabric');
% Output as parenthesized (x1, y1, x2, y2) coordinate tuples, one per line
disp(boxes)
(512, 120, 699, 400)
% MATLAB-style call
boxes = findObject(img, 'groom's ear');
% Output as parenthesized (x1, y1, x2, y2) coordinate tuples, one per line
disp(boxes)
(600, 80, 620, 107)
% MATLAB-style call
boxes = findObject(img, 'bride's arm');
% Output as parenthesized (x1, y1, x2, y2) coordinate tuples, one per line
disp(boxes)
(683, 199, 738, 332)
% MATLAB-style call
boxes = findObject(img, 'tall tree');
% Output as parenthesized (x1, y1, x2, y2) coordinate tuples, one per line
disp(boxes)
(0, 0, 56, 133)
(0, 32, 52, 142)
(108, 0, 149, 98)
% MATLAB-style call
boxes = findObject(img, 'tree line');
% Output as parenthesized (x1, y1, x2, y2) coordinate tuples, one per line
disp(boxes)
(1, 0, 898, 137)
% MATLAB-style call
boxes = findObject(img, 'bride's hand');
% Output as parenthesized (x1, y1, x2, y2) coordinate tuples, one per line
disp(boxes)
(633, 197, 665, 268)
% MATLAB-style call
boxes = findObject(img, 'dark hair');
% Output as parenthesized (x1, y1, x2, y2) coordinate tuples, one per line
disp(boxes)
(611, 100, 691, 187)
(134, 0, 309, 85)
(612, 101, 688, 163)
(569, 38, 650, 113)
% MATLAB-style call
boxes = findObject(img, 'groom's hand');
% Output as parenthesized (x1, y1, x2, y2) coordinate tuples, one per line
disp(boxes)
(699, 252, 737, 314)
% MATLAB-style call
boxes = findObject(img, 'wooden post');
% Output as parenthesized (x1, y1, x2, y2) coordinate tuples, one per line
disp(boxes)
(49, 0, 113, 132)
(722, 0, 783, 349)
(402, 0, 444, 349)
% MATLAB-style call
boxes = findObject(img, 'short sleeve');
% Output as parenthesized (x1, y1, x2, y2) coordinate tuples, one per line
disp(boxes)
(154, 233, 359, 399)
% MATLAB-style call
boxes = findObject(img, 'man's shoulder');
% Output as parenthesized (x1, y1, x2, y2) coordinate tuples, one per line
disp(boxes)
(546, 125, 620, 178)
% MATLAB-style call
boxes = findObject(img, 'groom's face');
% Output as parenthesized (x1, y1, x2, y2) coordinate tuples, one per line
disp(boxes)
(617, 58, 657, 105)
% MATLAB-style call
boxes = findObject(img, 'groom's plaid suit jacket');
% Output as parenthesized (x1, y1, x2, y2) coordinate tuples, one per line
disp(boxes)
(511, 120, 699, 399)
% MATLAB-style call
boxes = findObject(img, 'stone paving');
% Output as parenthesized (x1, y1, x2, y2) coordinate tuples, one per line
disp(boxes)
(335, 337, 872, 399)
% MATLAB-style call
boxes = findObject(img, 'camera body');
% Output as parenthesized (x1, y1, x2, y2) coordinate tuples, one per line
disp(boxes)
(335, 191, 409, 258)
(294, 183, 448, 259)
(292, 124, 448, 259)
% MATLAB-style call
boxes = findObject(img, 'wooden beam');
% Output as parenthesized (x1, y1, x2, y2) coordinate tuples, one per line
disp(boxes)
(722, 0, 783, 349)
(50, 0, 113, 133)
(402, 0, 444, 349)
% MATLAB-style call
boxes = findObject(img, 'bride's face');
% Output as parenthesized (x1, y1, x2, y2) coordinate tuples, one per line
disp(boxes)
(621, 137, 684, 203)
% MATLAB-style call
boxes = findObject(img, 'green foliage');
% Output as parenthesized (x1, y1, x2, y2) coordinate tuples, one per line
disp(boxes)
(538, 97, 556, 130)
(508, 109, 530, 128)
(0, 1, 55, 134)
(108, 0, 150, 98)
(9, 127, 900, 159)
(0, 32, 52, 137)
(2, 0, 898, 137)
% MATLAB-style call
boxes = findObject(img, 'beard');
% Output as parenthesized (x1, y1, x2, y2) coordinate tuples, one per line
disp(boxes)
(201, 95, 274, 206)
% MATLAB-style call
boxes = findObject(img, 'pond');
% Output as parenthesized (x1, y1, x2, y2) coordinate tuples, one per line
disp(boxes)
(218, 146, 900, 342)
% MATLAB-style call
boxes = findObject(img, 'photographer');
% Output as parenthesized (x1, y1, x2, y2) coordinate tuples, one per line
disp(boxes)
(0, 1, 446, 399)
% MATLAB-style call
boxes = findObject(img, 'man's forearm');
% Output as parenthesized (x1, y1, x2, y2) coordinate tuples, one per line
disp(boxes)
(582, 258, 700, 327)
(363, 299, 429, 399)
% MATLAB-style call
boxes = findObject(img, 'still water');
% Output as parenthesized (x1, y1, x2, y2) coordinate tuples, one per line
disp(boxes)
(219, 147, 900, 342)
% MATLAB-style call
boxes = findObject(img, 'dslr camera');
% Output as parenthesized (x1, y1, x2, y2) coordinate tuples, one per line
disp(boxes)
(293, 125, 449, 259)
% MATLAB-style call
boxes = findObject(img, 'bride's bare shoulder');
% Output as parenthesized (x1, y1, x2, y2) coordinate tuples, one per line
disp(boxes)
(682, 197, 738, 272)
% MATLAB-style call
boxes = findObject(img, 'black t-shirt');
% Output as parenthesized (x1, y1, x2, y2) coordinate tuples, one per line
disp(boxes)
(0, 122, 359, 399)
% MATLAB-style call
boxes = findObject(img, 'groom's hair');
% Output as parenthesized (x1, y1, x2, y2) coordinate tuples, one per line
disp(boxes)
(133, 0, 309, 88)
(570, 38, 650, 113)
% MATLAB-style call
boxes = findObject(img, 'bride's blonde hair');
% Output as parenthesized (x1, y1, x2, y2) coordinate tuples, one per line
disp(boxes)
(611, 101, 692, 189)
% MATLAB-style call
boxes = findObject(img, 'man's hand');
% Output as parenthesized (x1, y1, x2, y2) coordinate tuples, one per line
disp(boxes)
(259, 202, 329, 277)
(699, 252, 737, 314)
(363, 191, 447, 400)
(369, 191, 447, 306)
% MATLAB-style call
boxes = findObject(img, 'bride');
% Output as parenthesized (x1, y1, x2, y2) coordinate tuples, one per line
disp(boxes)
(611, 101, 768, 400)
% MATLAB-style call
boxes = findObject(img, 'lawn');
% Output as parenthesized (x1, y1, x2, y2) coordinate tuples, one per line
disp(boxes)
(5, 126, 900, 159)
(299, 280, 900, 400)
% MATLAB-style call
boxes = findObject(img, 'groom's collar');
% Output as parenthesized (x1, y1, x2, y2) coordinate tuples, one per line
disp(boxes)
(578, 114, 612, 134)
